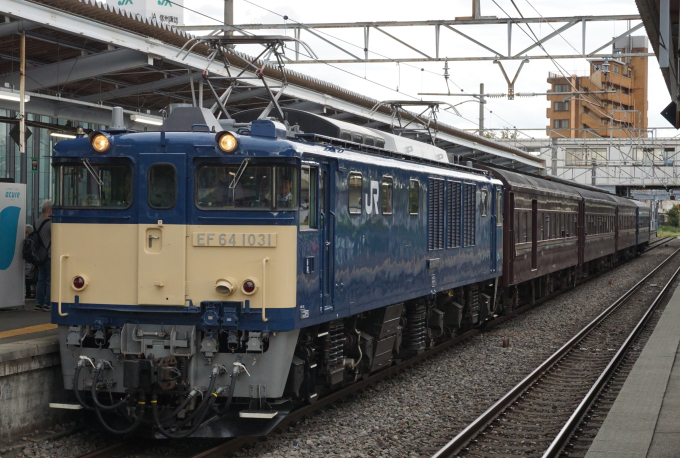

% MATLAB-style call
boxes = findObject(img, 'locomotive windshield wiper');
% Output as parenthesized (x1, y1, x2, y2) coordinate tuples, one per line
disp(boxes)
(81, 158, 104, 187)
(229, 158, 251, 189)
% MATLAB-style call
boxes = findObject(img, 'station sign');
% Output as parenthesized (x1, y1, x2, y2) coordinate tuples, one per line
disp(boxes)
(109, 0, 184, 27)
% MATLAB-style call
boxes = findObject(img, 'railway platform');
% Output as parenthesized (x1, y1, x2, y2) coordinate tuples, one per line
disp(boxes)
(0, 298, 57, 344)
(585, 278, 680, 458)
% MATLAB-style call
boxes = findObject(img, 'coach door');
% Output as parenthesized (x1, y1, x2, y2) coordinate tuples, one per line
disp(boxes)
(137, 154, 187, 306)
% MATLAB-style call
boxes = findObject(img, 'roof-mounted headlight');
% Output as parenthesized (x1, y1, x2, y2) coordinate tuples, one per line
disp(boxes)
(216, 132, 238, 154)
(88, 131, 111, 154)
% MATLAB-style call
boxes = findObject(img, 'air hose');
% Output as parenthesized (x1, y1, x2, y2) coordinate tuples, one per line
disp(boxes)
(152, 367, 224, 439)
(72, 362, 90, 409)
(94, 393, 146, 435)
(211, 378, 236, 417)
(91, 362, 128, 411)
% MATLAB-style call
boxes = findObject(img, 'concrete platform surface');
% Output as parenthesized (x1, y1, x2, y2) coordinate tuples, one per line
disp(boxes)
(585, 284, 680, 458)
(0, 299, 57, 344)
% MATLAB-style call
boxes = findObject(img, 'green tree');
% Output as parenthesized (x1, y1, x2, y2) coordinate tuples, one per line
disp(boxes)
(667, 206, 680, 227)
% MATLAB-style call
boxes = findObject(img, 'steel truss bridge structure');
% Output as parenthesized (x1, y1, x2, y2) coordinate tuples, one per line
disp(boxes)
(182, 16, 651, 64)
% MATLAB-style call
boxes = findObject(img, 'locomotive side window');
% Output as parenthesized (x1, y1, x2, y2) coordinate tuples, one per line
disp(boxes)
(381, 176, 393, 215)
(300, 166, 318, 230)
(480, 189, 488, 217)
(195, 165, 297, 210)
(148, 163, 176, 210)
(55, 164, 132, 209)
(348, 172, 363, 215)
(496, 189, 502, 225)
(409, 179, 419, 215)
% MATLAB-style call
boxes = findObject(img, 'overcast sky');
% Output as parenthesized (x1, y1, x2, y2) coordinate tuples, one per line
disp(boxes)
(179, 0, 673, 141)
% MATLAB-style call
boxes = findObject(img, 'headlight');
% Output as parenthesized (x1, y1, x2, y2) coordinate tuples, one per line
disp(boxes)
(218, 132, 238, 153)
(91, 134, 110, 153)
(215, 278, 236, 296)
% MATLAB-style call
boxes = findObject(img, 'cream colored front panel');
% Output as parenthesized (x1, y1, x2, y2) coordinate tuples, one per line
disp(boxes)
(138, 224, 186, 306)
(186, 225, 297, 310)
(51, 223, 139, 306)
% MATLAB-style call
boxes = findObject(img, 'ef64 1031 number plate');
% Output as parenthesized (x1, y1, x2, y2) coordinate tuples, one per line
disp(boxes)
(192, 233, 277, 247)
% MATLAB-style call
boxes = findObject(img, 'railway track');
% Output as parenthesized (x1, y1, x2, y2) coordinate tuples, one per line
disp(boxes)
(74, 239, 675, 458)
(646, 235, 673, 251)
(431, 246, 680, 458)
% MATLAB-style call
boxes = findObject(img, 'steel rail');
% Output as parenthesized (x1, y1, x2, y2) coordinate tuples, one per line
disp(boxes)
(543, 255, 680, 457)
(431, 246, 680, 458)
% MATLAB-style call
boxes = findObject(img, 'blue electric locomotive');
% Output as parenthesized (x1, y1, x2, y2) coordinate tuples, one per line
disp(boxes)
(50, 107, 503, 437)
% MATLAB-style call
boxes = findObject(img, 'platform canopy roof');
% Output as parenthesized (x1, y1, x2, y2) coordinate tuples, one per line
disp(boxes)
(0, 0, 545, 172)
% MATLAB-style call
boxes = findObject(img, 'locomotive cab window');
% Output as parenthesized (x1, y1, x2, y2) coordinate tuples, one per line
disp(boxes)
(381, 176, 393, 215)
(300, 166, 318, 230)
(409, 179, 419, 215)
(195, 164, 297, 210)
(54, 163, 132, 209)
(148, 163, 176, 210)
(348, 172, 363, 215)
(480, 189, 488, 217)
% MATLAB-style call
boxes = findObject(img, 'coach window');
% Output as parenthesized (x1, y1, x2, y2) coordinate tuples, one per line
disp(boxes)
(409, 179, 419, 215)
(148, 163, 177, 210)
(546, 214, 551, 238)
(353, 134, 364, 144)
(300, 166, 318, 230)
(348, 172, 363, 215)
(340, 131, 352, 141)
(480, 189, 488, 217)
(381, 176, 394, 215)
(365, 137, 375, 146)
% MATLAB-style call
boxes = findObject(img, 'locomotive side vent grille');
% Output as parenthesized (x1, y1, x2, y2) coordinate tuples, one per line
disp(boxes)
(447, 181, 462, 248)
(428, 178, 445, 250)
(463, 183, 476, 247)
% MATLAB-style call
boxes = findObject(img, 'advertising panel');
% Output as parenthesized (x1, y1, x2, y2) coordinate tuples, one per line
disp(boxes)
(0, 183, 26, 310)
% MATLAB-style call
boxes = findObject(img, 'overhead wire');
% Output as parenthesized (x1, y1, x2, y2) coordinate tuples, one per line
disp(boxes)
(240, 0, 464, 90)
(493, 0, 623, 131)
(522, 0, 638, 135)
(167, 0, 483, 131)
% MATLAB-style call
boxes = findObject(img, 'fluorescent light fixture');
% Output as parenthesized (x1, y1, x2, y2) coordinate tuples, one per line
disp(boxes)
(130, 114, 163, 126)
(50, 132, 77, 139)
(0, 90, 30, 103)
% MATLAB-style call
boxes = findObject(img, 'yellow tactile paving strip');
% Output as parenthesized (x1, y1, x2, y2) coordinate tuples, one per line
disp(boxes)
(0, 324, 58, 340)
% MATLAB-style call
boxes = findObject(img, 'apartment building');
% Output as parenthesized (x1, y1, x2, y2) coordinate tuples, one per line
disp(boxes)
(546, 36, 649, 139)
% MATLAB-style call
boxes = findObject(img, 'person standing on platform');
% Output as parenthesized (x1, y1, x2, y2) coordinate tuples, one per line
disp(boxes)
(34, 200, 52, 312)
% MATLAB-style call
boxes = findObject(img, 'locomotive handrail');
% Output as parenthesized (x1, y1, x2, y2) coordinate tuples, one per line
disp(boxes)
(58, 254, 70, 317)
(262, 257, 269, 322)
